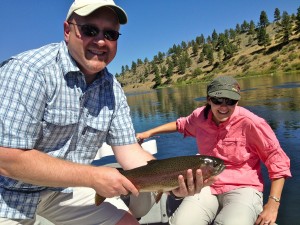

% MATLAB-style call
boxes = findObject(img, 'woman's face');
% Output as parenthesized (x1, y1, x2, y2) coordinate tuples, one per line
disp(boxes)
(208, 97, 238, 125)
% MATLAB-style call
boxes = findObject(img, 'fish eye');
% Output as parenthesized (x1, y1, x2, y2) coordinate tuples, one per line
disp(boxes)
(204, 158, 213, 165)
(205, 158, 219, 168)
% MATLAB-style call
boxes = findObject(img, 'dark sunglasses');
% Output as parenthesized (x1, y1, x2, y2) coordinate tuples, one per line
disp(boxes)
(68, 22, 121, 41)
(210, 97, 238, 106)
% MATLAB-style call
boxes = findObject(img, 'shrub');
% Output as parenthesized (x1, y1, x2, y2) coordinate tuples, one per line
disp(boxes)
(288, 53, 298, 61)
(235, 55, 248, 66)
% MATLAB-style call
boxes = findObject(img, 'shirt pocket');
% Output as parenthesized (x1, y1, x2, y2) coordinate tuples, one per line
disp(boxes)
(42, 108, 80, 142)
(214, 137, 249, 165)
(80, 110, 113, 148)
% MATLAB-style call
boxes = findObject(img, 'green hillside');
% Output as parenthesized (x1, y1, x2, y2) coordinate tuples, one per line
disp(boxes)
(116, 7, 300, 92)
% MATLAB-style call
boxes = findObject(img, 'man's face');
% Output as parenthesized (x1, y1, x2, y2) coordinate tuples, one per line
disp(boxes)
(64, 7, 120, 78)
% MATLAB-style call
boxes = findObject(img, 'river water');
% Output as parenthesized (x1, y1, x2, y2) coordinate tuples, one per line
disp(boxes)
(124, 73, 300, 225)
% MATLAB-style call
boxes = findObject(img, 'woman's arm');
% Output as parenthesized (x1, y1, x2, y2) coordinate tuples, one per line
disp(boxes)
(255, 177, 285, 225)
(136, 121, 177, 140)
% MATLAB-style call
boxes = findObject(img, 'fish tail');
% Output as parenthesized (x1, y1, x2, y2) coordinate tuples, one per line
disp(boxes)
(95, 193, 106, 206)
(154, 192, 163, 203)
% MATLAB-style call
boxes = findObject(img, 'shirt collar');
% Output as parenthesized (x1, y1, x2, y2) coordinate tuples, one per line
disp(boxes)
(208, 107, 239, 128)
(58, 41, 113, 87)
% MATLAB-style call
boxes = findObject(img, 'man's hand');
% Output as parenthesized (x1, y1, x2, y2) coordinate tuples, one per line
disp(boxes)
(92, 166, 139, 198)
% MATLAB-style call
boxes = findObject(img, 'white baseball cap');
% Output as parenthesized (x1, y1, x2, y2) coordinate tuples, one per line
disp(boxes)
(66, 0, 127, 24)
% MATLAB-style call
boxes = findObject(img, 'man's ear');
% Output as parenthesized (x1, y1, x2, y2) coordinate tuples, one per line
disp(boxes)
(64, 21, 71, 42)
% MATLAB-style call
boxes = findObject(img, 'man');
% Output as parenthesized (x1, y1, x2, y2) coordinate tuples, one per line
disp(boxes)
(0, 0, 212, 224)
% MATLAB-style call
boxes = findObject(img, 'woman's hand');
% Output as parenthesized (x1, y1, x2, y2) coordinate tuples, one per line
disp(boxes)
(136, 131, 151, 143)
(255, 200, 279, 225)
(171, 169, 217, 198)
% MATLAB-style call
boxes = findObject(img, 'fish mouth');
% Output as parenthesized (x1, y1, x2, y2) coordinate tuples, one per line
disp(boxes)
(219, 164, 226, 172)
(215, 163, 226, 175)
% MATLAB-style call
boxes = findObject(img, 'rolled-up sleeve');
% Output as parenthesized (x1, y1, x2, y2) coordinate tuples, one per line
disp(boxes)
(106, 83, 136, 146)
(247, 119, 291, 179)
(176, 106, 206, 138)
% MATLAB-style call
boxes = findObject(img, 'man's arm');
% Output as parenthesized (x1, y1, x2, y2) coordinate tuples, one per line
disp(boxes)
(0, 146, 139, 197)
(112, 143, 155, 170)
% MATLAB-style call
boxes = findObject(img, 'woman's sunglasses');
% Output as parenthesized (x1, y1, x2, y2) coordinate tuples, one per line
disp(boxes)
(210, 97, 238, 106)
(68, 22, 121, 41)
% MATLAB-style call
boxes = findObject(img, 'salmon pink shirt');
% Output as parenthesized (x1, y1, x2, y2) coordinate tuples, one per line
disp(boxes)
(176, 106, 291, 194)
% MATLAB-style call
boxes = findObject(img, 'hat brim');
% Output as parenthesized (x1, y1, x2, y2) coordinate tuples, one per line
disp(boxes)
(208, 90, 241, 100)
(71, 4, 127, 24)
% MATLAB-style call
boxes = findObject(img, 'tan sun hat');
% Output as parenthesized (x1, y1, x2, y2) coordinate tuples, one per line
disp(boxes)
(66, 0, 128, 24)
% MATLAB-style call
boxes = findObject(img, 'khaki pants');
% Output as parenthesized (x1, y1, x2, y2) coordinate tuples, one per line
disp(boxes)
(0, 187, 155, 225)
(169, 186, 266, 225)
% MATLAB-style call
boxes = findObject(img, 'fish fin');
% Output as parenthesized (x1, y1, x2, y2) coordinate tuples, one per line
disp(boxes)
(154, 192, 163, 203)
(147, 159, 158, 165)
(95, 193, 106, 206)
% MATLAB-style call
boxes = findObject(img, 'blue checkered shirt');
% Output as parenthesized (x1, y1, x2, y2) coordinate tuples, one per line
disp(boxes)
(0, 41, 136, 219)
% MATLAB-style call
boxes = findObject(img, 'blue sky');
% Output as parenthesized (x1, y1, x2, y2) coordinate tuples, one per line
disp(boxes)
(1, 1, 299, 75)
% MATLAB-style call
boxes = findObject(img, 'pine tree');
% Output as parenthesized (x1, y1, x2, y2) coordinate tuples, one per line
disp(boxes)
(166, 62, 174, 78)
(212, 29, 218, 49)
(178, 57, 186, 74)
(160, 65, 167, 76)
(248, 20, 256, 35)
(235, 24, 241, 34)
(295, 6, 300, 34)
(274, 8, 281, 22)
(137, 58, 143, 66)
(223, 42, 237, 59)
(257, 27, 271, 47)
(195, 34, 205, 46)
(216, 33, 228, 51)
(131, 61, 137, 74)
(198, 53, 205, 63)
(207, 49, 214, 65)
(259, 11, 270, 28)
(181, 41, 187, 49)
(229, 28, 237, 40)
(157, 51, 164, 62)
(280, 11, 292, 43)
(153, 72, 161, 88)
(192, 43, 199, 56)
(241, 20, 250, 33)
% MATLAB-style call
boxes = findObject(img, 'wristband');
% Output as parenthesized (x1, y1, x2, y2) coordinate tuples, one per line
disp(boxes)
(269, 195, 280, 203)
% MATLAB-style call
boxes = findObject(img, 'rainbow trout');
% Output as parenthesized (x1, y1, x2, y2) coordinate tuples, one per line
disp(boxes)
(95, 155, 225, 206)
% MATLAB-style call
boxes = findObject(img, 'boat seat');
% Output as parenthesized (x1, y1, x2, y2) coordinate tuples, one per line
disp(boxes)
(94, 139, 158, 160)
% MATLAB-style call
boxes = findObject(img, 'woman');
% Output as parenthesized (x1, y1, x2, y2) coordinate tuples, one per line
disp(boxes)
(136, 76, 291, 225)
